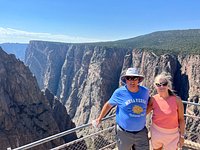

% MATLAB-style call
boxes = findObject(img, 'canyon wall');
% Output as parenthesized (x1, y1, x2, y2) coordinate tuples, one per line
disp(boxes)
(25, 41, 200, 128)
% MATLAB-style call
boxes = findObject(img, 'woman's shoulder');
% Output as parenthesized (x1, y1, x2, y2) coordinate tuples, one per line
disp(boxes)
(175, 95, 181, 100)
(174, 95, 182, 104)
(169, 95, 181, 101)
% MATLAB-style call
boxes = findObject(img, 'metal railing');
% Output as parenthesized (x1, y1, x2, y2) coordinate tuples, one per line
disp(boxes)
(7, 101, 200, 150)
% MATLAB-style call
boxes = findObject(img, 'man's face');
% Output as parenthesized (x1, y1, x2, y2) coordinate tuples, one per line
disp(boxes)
(125, 76, 139, 88)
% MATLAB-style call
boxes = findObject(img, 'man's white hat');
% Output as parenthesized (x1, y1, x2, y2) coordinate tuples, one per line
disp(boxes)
(121, 68, 144, 84)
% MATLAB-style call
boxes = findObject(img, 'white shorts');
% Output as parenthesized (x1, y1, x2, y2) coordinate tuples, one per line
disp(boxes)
(150, 123, 179, 150)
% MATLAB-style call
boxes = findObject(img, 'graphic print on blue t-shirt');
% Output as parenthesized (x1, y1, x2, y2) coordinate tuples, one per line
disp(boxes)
(108, 85, 149, 131)
(125, 97, 147, 116)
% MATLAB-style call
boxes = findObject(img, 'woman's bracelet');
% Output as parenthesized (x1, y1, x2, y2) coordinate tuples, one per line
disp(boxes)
(180, 134, 185, 139)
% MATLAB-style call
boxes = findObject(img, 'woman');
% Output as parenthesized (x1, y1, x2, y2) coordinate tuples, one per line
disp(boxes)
(147, 73, 185, 150)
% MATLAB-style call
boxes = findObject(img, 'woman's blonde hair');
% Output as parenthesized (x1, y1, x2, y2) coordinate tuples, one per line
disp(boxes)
(154, 72, 175, 95)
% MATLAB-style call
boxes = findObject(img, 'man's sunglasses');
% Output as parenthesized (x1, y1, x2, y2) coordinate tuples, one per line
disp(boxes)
(125, 76, 139, 81)
(155, 82, 168, 87)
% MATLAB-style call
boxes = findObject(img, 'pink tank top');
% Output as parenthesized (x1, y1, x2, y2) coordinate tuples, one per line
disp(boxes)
(152, 94, 178, 129)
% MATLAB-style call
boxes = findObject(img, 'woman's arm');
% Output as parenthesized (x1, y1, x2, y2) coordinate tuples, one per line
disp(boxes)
(177, 97, 185, 148)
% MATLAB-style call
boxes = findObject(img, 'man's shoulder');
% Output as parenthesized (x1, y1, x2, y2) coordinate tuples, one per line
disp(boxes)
(114, 86, 127, 93)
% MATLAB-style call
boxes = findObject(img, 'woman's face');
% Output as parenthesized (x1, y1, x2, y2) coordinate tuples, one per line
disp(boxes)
(154, 78, 169, 93)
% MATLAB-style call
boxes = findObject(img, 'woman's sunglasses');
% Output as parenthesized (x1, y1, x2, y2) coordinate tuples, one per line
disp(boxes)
(155, 82, 168, 87)
(125, 76, 139, 81)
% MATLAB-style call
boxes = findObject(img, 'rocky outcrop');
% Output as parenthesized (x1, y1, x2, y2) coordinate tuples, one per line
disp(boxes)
(0, 47, 76, 149)
(44, 89, 77, 142)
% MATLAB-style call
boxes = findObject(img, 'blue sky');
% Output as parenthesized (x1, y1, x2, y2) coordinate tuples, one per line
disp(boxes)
(0, 0, 200, 43)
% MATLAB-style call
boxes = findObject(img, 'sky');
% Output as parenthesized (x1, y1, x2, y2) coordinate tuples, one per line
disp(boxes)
(1, 0, 200, 43)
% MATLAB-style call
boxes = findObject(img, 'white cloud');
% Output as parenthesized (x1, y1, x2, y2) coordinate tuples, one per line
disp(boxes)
(0, 27, 101, 43)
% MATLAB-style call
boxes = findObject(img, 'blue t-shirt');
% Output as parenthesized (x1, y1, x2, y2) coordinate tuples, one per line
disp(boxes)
(108, 85, 149, 131)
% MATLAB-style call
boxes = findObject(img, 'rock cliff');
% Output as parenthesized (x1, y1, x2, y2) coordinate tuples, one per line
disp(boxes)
(0, 47, 76, 149)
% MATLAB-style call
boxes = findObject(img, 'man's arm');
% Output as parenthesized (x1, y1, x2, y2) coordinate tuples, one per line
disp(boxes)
(96, 101, 113, 125)
(146, 97, 153, 114)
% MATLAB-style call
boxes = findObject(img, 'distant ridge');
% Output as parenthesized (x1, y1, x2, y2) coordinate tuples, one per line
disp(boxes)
(28, 29, 200, 54)
(96, 29, 200, 54)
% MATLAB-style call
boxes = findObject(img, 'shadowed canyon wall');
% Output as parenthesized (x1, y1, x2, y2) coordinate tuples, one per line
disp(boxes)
(0, 47, 76, 149)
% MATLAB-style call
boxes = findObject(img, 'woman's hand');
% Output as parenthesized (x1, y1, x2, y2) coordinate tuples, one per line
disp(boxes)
(178, 136, 184, 149)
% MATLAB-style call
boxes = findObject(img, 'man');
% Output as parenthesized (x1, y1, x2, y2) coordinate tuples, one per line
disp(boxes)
(95, 68, 150, 150)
